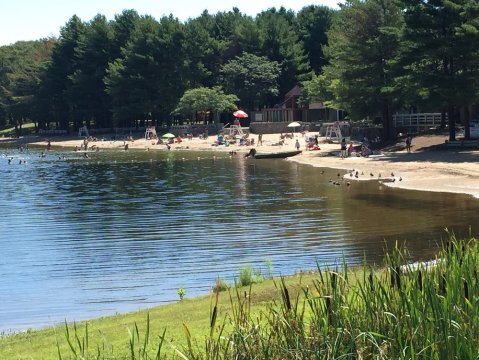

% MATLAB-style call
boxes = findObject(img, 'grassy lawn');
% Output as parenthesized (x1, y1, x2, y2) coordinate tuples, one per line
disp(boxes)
(0, 122, 36, 136)
(3, 239, 479, 359)
(0, 272, 321, 359)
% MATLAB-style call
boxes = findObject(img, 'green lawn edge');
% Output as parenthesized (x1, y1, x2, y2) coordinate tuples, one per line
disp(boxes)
(0, 272, 322, 359)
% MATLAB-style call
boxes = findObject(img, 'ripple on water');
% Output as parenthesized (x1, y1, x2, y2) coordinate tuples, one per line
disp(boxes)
(0, 148, 478, 332)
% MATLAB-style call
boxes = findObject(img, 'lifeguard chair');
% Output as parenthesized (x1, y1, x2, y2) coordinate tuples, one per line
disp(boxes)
(229, 125, 244, 137)
(78, 125, 89, 137)
(325, 121, 342, 143)
(229, 119, 244, 137)
(145, 126, 157, 140)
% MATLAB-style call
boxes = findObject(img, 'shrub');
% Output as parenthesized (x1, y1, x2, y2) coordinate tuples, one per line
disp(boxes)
(212, 278, 230, 292)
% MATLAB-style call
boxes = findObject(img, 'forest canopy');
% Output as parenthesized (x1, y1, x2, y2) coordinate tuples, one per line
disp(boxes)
(1, 1, 477, 141)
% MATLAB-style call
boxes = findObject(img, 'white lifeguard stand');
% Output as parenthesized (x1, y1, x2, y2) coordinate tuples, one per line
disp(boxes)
(78, 125, 89, 137)
(325, 121, 342, 142)
(145, 126, 157, 140)
(229, 124, 244, 137)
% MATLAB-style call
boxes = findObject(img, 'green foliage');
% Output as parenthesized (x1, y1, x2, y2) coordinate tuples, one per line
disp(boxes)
(256, 8, 312, 96)
(41, 15, 86, 131)
(0, 39, 55, 131)
(173, 86, 238, 119)
(68, 14, 114, 130)
(295, 5, 336, 73)
(105, 15, 188, 128)
(321, 0, 404, 139)
(400, 0, 479, 140)
(221, 52, 281, 110)
(237, 265, 264, 287)
(264, 259, 274, 279)
(10, 1, 479, 142)
(212, 277, 230, 292)
(56, 235, 479, 359)
(177, 287, 186, 301)
(8, 235, 479, 359)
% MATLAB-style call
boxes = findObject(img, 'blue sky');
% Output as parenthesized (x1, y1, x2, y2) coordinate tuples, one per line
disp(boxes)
(0, 0, 339, 46)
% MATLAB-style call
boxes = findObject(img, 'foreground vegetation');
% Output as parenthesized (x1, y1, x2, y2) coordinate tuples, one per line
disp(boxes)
(2, 234, 479, 359)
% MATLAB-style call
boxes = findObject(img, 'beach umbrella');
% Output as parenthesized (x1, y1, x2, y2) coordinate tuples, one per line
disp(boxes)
(162, 133, 176, 138)
(287, 121, 301, 132)
(233, 110, 248, 118)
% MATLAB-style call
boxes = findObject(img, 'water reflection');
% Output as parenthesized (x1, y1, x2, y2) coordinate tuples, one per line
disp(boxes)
(0, 147, 478, 332)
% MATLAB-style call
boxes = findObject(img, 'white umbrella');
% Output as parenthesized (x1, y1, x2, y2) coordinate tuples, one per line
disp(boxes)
(287, 121, 301, 132)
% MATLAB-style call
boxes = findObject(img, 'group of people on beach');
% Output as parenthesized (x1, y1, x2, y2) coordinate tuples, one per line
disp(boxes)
(340, 137, 373, 159)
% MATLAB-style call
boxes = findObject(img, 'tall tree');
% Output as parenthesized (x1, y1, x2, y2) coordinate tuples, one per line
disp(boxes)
(110, 9, 141, 61)
(321, 0, 404, 140)
(256, 8, 311, 99)
(173, 86, 238, 123)
(401, 0, 479, 141)
(0, 39, 54, 132)
(38, 15, 86, 131)
(295, 5, 336, 74)
(183, 12, 227, 88)
(68, 14, 114, 129)
(105, 15, 187, 127)
(220, 52, 281, 111)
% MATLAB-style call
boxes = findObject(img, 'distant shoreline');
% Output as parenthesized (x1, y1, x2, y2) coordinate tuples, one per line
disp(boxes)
(3, 132, 479, 199)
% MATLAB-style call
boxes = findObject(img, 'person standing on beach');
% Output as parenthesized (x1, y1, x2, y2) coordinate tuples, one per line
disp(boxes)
(406, 134, 412, 153)
(258, 133, 263, 146)
(341, 137, 347, 158)
(295, 138, 300, 151)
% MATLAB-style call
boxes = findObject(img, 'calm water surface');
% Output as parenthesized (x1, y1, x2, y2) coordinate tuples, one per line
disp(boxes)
(1, 146, 478, 332)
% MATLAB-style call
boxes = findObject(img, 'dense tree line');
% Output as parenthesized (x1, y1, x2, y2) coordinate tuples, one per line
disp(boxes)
(301, 0, 479, 140)
(0, 6, 332, 133)
(1, 1, 479, 140)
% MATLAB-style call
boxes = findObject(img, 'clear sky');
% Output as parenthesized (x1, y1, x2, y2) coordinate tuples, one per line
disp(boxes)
(0, 0, 339, 46)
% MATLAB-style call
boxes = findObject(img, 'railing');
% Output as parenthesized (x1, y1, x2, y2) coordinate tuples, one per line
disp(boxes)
(260, 109, 300, 123)
(393, 113, 445, 132)
(38, 129, 68, 135)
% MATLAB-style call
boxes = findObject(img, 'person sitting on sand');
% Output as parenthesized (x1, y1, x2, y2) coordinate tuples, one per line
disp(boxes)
(361, 144, 371, 157)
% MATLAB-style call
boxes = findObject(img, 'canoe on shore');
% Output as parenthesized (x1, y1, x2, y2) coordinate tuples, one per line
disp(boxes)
(245, 148, 302, 159)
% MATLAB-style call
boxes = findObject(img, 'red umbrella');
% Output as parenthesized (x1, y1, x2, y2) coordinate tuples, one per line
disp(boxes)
(233, 110, 248, 118)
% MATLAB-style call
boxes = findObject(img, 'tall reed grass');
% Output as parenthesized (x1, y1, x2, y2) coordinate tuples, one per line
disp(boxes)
(58, 234, 479, 359)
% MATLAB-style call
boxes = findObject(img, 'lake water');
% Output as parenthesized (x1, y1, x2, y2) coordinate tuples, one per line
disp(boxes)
(1, 146, 478, 332)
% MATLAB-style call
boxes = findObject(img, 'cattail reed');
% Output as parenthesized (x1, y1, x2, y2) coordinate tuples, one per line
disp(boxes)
(55, 235, 479, 360)
(417, 270, 423, 292)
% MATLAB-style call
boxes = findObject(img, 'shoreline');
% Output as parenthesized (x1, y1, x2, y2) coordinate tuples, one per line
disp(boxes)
(2, 132, 479, 199)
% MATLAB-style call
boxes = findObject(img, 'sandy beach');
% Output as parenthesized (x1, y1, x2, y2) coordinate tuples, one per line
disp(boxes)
(4, 131, 479, 199)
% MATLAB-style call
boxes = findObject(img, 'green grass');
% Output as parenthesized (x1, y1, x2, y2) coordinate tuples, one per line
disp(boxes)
(0, 272, 321, 359)
(3, 234, 479, 359)
(0, 122, 36, 136)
